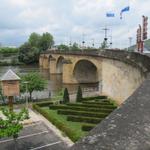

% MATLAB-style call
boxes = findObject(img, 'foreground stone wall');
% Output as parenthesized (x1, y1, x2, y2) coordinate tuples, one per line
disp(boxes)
(71, 75, 150, 150)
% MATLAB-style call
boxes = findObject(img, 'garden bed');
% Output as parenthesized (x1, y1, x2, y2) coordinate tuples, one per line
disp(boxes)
(33, 96, 118, 142)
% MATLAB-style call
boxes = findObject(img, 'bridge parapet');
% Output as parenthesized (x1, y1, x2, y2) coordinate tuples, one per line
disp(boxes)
(41, 49, 150, 75)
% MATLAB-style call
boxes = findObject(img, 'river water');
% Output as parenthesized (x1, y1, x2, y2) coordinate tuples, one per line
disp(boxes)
(0, 65, 99, 100)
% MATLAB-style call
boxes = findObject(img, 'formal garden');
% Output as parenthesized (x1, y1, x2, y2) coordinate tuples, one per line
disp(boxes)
(33, 87, 118, 142)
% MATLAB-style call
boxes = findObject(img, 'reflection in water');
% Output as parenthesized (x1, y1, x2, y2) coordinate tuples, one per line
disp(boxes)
(0, 65, 99, 99)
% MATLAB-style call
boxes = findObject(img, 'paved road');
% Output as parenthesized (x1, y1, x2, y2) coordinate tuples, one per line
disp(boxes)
(0, 122, 69, 150)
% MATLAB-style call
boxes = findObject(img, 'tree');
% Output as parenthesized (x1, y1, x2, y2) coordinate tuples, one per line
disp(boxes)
(71, 42, 80, 51)
(39, 32, 54, 51)
(28, 32, 41, 48)
(63, 88, 70, 103)
(58, 44, 69, 51)
(76, 86, 83, 102)
(0, 108, 29, 149)
(0, 84, 5, 104)
(101, 40, 108, 49)
(21, 72, 47, 100)
(18, 42, 39, 64)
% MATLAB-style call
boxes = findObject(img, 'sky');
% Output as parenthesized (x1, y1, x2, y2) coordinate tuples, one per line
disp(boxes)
(0, 0, 150, 48)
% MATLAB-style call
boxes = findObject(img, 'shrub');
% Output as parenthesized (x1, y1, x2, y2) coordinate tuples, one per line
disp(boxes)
(82, 124, 96, 131)
(66, 103, 117, 109)
(36, 101, 53, 107)
(82, 101, 113, 105)
(67, 115, 103, 124)
(63, 88, 70, 104)
(57, 110, 108, 118)
(76, 86, 83, 102)
(33, 104, 80, 142)
(49, 105, 114, 113)
(82, 96, 108, 101)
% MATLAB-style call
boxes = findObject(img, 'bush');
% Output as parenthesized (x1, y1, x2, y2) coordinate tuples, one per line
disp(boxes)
(67, 103, 117, 109)
(82, 96, 108, 101)
(57, 109, 108, 118)
(36, 101, 53, 107)
(33, 104, 81, 142)
(0, 47, 18, 54)
(76, 86, 83, 102)
(82, 101, 113, 105)
(67, 115, 103, 124)
(82, 124, 96, 131)
(63, 88, 70, 104)
(49, 105, 114, 113)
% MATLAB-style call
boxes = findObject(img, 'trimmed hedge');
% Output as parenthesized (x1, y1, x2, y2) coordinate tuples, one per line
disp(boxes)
(49, 105, 114, 113)
(67, 115, 103, 124)
(76, 86, 83, 102)
(82, 96, 107, 101)
(33, 104, 80, 142)
(82, 124, 96, 131)
(57, 110, 109, 118)
(67, 103, 117, 109)
(35, 101, 53, 107)
(82, 101, 113, 105)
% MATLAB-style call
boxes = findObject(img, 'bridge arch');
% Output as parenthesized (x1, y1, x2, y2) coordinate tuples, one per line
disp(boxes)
(48, 55, 53, 62)
(56, 56, 65, 74)
(73, 59, 99, 83)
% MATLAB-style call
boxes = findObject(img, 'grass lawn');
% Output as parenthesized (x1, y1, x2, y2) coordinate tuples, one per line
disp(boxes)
(42, 107, 87, 138)
(33, 96, 118, 142)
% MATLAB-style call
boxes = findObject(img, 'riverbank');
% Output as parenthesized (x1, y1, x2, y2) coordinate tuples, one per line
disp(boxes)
(0, 60, 24, 66)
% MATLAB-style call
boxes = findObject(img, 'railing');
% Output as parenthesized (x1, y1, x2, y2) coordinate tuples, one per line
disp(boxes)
(69, 87, 99, 95)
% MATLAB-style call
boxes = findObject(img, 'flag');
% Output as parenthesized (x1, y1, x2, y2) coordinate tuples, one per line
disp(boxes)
(106, 12, 115, 17)
(120, 6, 130, 19)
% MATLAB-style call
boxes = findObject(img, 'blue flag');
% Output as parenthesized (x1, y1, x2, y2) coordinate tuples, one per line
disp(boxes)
(120, 6, 130, 19)
(106, 12, 115, 17)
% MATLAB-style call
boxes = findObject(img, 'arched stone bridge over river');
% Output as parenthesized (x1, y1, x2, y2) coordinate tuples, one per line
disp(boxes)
(40, 50, 150, 150)
(40, 49, 150, 149)
(39, 49, 150, 104)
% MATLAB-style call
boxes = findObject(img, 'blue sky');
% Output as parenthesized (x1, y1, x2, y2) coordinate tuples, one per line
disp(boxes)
(0, 0, 150, 48)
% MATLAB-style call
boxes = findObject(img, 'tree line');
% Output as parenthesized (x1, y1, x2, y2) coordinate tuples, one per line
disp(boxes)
(18, 32, 54, 64)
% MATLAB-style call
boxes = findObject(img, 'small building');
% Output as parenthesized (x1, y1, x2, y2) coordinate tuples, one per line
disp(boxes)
(1, 69, 20, 97)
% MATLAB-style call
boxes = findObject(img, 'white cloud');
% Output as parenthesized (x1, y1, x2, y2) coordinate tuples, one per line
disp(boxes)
(0, 0, 150, 48)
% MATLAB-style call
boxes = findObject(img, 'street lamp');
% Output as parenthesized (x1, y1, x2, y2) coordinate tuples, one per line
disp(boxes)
(23, 81, 29, 109)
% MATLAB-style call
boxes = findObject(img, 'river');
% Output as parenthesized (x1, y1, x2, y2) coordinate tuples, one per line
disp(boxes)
(0, 65, 99, 100)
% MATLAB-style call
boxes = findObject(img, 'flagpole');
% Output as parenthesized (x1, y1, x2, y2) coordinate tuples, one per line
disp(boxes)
(127, 0, 130, 51)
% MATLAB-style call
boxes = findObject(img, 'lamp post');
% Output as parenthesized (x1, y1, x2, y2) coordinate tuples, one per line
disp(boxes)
(23, 81, 29, 110)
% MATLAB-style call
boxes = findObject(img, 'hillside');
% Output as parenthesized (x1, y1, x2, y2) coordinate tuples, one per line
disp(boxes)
(129, 39, 150, 52)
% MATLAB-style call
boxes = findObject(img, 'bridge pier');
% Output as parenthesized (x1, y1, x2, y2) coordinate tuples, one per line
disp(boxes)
(43, 56, 49, 69)
(39, 55, 44, 67)
(62, 60, 77, 84)
(49, 58, 57, 74)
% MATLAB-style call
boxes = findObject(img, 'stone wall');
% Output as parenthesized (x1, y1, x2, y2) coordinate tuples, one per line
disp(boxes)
(102, 58, 145, 104)
(40, 50, 150, 104)
(71, 74, 150, 150)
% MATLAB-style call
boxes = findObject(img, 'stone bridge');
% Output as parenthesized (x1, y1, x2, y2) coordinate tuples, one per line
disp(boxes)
(39, 49, 150, 104)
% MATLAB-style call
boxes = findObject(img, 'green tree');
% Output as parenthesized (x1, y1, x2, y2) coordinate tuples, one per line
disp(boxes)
(76, 86, 83, 102)
(63, 88, 70, 103)
(0, 85, 5, 104)
(21, 72, 47, 100)
(58, 44, 69, 51)
(28, 32, 41, 48)
(39, 32, 54, 51)
(0, 108, 29, 149)
(101, 40, 108, 49)
(18, 42, 39, 64)
(71, 42, 80, 51)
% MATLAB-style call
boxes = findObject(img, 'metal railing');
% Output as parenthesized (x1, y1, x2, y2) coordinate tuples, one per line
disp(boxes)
(69, 87, 99, 95)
